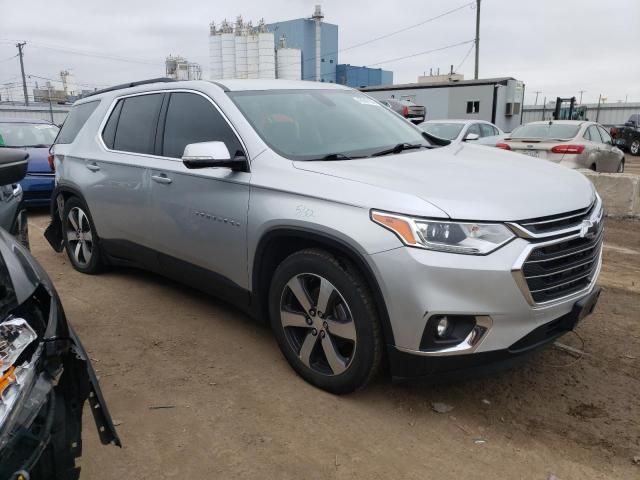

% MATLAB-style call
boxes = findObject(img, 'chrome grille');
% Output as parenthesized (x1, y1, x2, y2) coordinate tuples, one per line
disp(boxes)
(517, 202, 595, 235)
(512, 195, 604, 305)
(522, 226, 603, 303)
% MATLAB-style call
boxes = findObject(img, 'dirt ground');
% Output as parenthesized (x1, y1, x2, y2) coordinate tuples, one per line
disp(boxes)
(26, 212, 640, 480)
(624, 153, 640, 175)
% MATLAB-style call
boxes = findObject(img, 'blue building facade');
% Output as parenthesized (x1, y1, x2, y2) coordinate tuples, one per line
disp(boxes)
(335, 64, 393, 88)
(267, 18, 338, 83)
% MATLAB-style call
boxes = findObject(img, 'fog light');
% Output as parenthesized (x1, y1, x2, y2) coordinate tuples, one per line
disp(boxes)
(436, 316, 450, 337)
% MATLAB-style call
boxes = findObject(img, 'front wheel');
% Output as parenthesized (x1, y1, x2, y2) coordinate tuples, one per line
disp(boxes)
(62, 197, 103, 274)
(630, 139, 640, 156)
(269, 249, 382, 394)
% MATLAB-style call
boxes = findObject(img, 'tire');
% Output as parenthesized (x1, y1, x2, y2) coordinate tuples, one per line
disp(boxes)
(269, 248, 382, 394)
(630, 139, 640, 156)
(62, 196, 103, 274)
(590, 163, 597, 172)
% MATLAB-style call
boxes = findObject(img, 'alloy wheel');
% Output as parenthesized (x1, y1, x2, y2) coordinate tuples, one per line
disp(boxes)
(66, 207, 93, 267)
(631, 140, 639, 155)
(280, 273, 357, 376)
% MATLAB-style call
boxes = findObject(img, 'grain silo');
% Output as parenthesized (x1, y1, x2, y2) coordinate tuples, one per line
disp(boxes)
(220, 20, 236, 79)
(276, 36, 301, 80)
(257, 20, 275, 79)
(234, 17, 248, 79)
(209, 22, 222, 80)
(246, 28, 259, 79)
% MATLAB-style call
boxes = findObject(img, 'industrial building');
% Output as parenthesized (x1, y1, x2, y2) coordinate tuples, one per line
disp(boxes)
(209, 17, 301, 81)
(166, 55, 202, 81)
(267, 5, 337, 82)
(362, 77, 525, 132)
(208, 6, 393, 86)
(336, 64, 393, 88)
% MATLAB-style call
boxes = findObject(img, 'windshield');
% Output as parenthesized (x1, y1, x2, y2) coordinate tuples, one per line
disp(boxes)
(510, 123, 580, 140)
(228, 89, 430, 160)
(0, 123, 59, 148)
(419, 122, 464, 140)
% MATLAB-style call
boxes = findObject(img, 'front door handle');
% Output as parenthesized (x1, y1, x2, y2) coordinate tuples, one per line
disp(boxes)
(151, 174, 172, 185)
(86, 162, 100, 172)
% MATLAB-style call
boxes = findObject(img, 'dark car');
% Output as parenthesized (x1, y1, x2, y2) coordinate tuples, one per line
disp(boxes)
(0, 118, 59, 207)
(380, 98, 426, 124)
(610, 114, 640, 156)
(0, 149, 120, 479)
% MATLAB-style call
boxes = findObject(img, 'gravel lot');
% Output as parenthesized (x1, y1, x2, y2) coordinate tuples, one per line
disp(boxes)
(26, 212, 640, 479)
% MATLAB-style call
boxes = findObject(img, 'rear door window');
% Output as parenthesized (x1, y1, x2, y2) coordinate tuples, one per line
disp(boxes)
(161, 92, 243, 159)
(587, 126, 603, 143)
(479, 123, 495, 137)
(56, 100, 100, 144)
(112, 93, 163, 154)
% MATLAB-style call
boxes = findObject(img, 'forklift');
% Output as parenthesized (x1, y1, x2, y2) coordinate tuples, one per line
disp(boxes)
(552, 97, 587, 120)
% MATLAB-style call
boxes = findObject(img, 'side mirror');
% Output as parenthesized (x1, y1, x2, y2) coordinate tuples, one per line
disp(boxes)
(464, 132, 480, 141)
(0, 150, 29, 186)
(182, 141, 248, 171)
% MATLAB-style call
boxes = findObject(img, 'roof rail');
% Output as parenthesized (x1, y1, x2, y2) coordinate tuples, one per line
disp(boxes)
(82, 77, 177, 98)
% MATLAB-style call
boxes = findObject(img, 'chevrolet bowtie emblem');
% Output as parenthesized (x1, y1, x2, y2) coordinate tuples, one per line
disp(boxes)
(579, 219, 596, 239)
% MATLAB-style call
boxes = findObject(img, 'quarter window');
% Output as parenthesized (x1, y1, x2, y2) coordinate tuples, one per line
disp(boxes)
(56, 100, 100, 144)
(597, 126, 612, 144)
(466, 101, 480, 114)
(111, 94, 163, 154)
(161, 92, 243, 159)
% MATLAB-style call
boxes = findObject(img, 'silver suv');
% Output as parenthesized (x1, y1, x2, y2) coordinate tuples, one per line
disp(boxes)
(46, 79, 603, 393)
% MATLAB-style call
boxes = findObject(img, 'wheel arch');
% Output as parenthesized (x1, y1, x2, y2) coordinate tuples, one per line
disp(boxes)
(252, 227, 395, 347)
(45, 184, 93, 253)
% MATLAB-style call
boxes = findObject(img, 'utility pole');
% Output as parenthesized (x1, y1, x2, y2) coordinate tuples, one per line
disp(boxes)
(533, 91, 542, 106)
(578, 90, 586, 104)
(47, 83, 54, 123)
(16, 42, 28, 106)
(474, 0, 481, 79)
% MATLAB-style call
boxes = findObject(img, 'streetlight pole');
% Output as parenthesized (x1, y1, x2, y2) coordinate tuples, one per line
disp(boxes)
(474, 0, 481, 79)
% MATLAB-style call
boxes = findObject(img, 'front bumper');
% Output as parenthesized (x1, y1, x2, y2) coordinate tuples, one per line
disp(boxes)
(369, 235, 601, 378)
(389, 287, 600, 381)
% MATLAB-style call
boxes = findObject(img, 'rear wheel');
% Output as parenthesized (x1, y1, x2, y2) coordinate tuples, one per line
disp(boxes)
(269, 249, 382, 394)
(630, 139, 640, 156)
(62, 197, 103, 274)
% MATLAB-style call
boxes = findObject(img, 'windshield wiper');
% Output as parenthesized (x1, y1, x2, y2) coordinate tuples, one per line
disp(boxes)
(309, 152, 365, 161)
(370, 143, 430, 157)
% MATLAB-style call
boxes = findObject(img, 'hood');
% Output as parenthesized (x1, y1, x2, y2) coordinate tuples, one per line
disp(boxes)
(293, 143, 595, 221)
(11, 147, 51, 174)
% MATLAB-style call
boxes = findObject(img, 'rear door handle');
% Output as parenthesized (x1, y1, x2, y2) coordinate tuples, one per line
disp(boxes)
(86, 162, 100, 172)
(151, 174, 172, 184)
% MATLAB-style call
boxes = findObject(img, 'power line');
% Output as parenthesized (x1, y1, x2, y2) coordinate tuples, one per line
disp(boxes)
(27, 41, 163, 66)
(0, 54, 18, 63)
(366, 39, 475, 67)
(454, 42, 475, 73)
(337, 2, 474, 55)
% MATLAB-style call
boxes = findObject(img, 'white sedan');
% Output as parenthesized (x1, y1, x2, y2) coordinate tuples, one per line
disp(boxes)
(418, 119, 505, 146)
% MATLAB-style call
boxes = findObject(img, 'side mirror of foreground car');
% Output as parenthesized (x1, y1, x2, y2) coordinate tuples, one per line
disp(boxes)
(0, 149, 28, 186)
(182, 141, 248, 172)
(464, 133, 480, 142)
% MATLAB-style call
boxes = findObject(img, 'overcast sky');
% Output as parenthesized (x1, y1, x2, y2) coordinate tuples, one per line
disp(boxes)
(1, 0, 639, 104)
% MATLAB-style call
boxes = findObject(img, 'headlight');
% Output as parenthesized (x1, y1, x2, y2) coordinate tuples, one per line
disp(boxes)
(371, 211, 515, 255)
(0, 318, 37, 427)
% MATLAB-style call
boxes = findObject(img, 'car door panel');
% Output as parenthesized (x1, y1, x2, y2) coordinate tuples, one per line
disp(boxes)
(150, 91, 251, 290)
(150, 160, 250, 289)
(82, 93, 163, 250)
